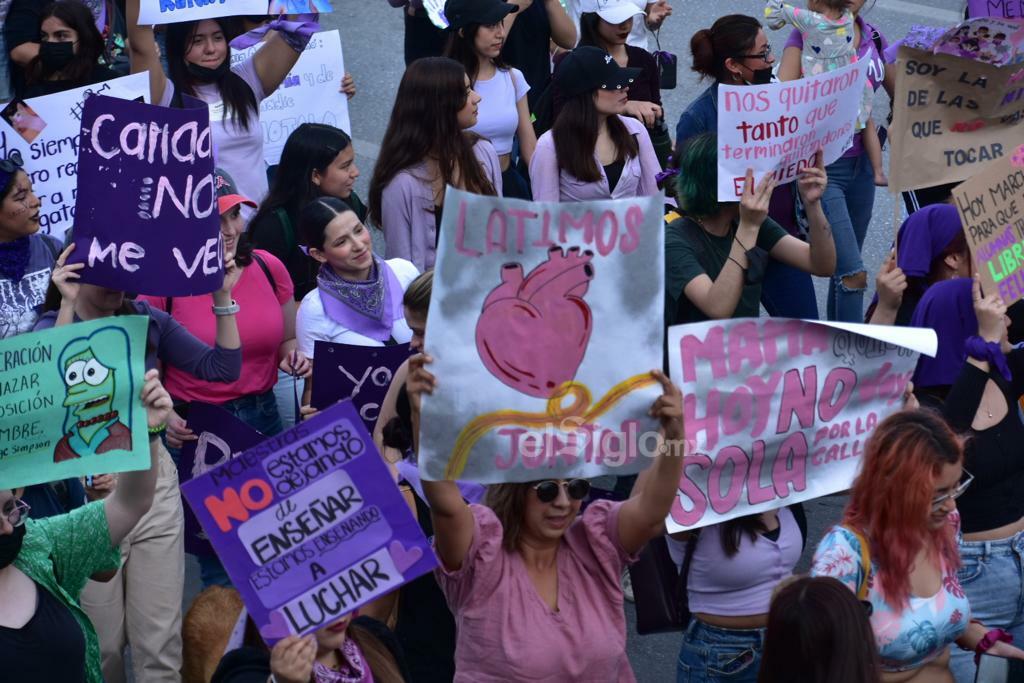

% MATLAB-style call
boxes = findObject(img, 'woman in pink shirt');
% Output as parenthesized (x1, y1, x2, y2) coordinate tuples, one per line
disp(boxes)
(530, 46, 660, 202)
(407, 356, 686, 682)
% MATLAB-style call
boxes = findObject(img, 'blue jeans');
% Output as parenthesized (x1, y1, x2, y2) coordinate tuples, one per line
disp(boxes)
(950, 532, 1024, 682)
(823, 153, 875, 322)
(0, 32, 11, 102)
(272, 368, 300, 431)
(677, 620, 765, 683)
(761, 259, 819, 319)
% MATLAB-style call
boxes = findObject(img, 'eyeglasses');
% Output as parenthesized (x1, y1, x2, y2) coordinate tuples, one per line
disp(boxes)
(532, 479, 591, 504)
(931, 471, 974, 511)
(2, 499, 31, 528)
(737, 45, 773, 62)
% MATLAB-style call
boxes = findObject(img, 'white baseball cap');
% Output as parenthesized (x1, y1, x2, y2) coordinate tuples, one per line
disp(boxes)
(578, 0, 643, 25)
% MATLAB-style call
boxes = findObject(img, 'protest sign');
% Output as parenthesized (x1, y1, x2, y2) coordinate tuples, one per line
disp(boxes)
(968, 0, 1024, 19)
(0, 316, 150, 489)
(310, 341, 411, 433)
(0, 73, 149, 240)
(716, 60, 867, 200)
(231, 30, 351, 165)
(68, 94, 223, 297)
(664, 319, 936, 532)
(182, 401, 436, 643)
(418, 188, 665, 483)
(952, 147, 1024, 303)
(178, 403, 266, 556)
(138, 0, 333, 26)
(889, 45, 1024, 192)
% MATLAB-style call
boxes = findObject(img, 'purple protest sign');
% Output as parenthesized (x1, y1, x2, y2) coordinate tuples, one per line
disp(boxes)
(968, 0, 1023, 18)
(178, 403, 266, 556)
(310, 341, 411, 433)
(180, 400, 437, 644)
(69, 94, 223, 296)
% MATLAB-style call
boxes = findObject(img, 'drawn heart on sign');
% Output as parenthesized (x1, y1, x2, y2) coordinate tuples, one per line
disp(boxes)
(475, 246, 595, 399)
(812, 45, 821, 53)
(389, 540, 423, 574)
(259, 610, 291, 641)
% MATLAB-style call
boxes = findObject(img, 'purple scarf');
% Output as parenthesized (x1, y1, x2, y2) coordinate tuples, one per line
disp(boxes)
(312, 637, 374, 683)
(317, 257, 404, 342)
(911, 278, 984, 387)
(896, 205, 963, 278)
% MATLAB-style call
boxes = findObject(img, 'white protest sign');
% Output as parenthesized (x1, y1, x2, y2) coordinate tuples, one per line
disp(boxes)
(138, 0, 333, 26)
(231, 29, 350, 165)
(716, 60, 868, 200)
(666, 318, 936, 532)
(0, 73, 150, 240)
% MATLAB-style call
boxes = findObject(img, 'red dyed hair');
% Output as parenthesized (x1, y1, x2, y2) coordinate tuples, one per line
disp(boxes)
(843, 409, 961, 610)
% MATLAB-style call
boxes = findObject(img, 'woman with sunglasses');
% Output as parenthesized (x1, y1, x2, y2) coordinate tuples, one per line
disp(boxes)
(909, 276, 1024, 682)
(0, 369, 173, 682)
(811, 409, 1024, 682)
(406, 355, 685, 681)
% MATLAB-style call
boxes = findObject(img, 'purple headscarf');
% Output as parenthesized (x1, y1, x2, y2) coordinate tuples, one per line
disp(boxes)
(897, 204, 963, 278)
(911, 278, 976, 388)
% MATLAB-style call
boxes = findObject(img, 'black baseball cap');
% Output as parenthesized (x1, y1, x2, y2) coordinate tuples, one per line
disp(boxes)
(443, 0, 518, 30)
(555, 46, 642, 98)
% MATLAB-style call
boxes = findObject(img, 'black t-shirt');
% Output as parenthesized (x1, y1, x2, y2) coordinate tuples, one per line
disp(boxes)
(0, 582, 86, 682)
(20, 65, 120, 99)
(501, 2, 551, 110)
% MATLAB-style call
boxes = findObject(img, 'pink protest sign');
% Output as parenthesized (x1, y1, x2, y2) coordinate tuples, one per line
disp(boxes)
(665, 319, 936, 532)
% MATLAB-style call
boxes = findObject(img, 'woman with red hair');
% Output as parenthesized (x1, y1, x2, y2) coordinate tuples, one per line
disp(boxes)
(811, 409, 1024, 681)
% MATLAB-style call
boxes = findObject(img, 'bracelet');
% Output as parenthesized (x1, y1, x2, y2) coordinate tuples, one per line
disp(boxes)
(975, 627, 1013, 664)
(148, 423, 167, 434)
(734, 235, 751, 252)
(727, 255, 746, 271)
(212, 300, 240, 316)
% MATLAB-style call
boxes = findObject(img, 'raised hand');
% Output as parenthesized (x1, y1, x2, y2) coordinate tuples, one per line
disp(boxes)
(797, 149, 827, 205)
(51, 243, 84, 304)
(739, 168, 775, 230)
(648, 369, 684, 444)
(972, 274, 1008, 344)
(875, 252, 906, 311)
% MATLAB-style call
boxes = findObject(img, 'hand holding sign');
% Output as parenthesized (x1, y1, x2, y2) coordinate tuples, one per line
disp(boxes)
(648, 369, 685, 445)
(50, 244, 84, 306)
(739, 168, 775, 230)
(973, 274, 1010, 344)
(142, 368, 173, 429)
(796, 149, 828, 205)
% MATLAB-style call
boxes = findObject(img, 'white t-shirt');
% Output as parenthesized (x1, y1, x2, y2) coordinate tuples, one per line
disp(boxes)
(296, 258, 419, 356)
(469, 67, 530, 156)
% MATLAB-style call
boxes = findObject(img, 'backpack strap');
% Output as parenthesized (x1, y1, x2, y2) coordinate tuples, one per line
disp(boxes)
(848, 527, 872, 601)
(275, 208, 297, 255)
(251, 251, 277, 295)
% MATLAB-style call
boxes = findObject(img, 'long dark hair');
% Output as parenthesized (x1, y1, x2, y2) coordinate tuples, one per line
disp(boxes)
(552, 92, 638, 182)
(578, 12, 611, 49)
(165, 19, 257, 130)
(368, 57, 496, 227)
(758, 577, 881, 683)
(298, 196, 356, 251)
(720, 514, 768, 557)
(251, 124, 353, 228)
(690, 14, 761, 82)
(26, 1, 106, 86)
(443, 24, 510, 85)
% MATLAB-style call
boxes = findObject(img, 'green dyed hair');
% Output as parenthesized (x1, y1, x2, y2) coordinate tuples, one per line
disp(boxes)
(675, 133, 721, 218)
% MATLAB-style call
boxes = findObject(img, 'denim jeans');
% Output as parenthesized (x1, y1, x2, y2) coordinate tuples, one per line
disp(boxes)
(761, 259, 819, 319)
(823, 153, 875, 322)
(272, 368, 300, 431)
(950, 532, 1024, 682)
(677, 620, 766, 683)
(0, 31, 11, 102)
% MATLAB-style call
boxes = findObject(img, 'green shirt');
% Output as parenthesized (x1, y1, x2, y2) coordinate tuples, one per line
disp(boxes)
(14, 500, 121, 683)
(665, 215, 788, 325)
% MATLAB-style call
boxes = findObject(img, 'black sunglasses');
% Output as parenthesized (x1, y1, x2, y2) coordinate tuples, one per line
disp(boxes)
(532, 479, 591, 503)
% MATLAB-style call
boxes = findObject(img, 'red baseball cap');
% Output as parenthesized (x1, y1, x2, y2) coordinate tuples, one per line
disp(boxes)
(214, 167, 257, 215)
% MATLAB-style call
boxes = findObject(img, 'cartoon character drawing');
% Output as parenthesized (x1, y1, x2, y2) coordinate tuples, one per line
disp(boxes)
(475, 245, 595, 399)
(53, 326, 134, 463)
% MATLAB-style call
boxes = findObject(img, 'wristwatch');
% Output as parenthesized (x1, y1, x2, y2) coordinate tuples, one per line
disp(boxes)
(212, 300, 240, 316)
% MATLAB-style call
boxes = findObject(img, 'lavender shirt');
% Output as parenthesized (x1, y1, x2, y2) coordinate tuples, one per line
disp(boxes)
(379, 139, 502, 271)
(529, 115, 660, 202)
(35, 300, 242, 381)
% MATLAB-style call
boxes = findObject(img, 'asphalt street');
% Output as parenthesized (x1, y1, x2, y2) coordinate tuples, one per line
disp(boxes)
(184, 1, 971, 680)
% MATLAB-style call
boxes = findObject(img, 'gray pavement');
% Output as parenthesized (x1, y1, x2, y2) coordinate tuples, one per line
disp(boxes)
(185, 2, 969, 680)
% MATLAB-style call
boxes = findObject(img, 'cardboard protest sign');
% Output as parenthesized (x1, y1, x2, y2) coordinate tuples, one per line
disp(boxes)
(0, 316, 150, 489)
(933, 18, 1024, 64)
(665, 319, 936, 532)
(180, 400, 436, 643)
(716, 60, 867, 200)
(968, 0, 1024, 19)
(138, 0, 333, 26)
(69, 94, 222, 297)
(889, 45, 1024, 192)
(0, 73, 149, 240)
(418, 188, 665, 483)
(310, 341, 411, 433)
(178, 402, 266, 555)
(231, 30, 351, 165)
(952, 147, 1024, 303)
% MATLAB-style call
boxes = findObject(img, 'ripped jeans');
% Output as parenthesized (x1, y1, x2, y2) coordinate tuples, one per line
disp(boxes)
(823, 153, 875, 322)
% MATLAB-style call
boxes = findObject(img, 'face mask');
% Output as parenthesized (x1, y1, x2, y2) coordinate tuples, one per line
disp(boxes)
(186, 58, 230, 83)
(747, 67, 773, 86)
(40, 41, 75, 73)
(0, 523, 26, 569)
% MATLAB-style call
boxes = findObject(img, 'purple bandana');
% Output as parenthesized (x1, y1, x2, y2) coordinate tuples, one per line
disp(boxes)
(897, 205, 963, 278)
(317, 257, 404, 342)
(912, 278, 979, 388)
(230, 15, 320, 51)
(312, 637, 374, 683)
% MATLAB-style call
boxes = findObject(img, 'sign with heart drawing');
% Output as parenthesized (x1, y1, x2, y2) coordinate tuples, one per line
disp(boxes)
(419, 188, 665, 483)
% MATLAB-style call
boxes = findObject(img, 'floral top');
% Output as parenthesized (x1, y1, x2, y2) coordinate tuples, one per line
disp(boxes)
(810, 517, 969, 673)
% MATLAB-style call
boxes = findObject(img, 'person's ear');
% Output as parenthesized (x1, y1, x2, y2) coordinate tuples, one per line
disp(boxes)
(723, 57, 745, 82)
(311, 168, 322, 187)
(308, 247, 329, 264)
(13, 488, 24, 499)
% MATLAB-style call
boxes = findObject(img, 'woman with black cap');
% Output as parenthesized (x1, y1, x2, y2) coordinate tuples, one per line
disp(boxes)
(529, 45, 660, 201)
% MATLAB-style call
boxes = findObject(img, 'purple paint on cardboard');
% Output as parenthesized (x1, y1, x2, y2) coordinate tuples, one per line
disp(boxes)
(310, 341, 411, 433)
(69, 94, 222, 296)
(178, 402, 266, 556)
(967, 0, 1023, 18)
(180, 400, 436, 644)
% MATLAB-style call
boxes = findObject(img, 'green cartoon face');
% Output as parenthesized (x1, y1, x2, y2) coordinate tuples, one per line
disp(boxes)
(62, 348, 116, 422)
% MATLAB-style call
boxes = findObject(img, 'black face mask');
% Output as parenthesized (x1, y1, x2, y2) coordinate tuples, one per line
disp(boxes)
(747, 67, 773, 85)
(40, 41, 76, 73)
(186, 58, 230, 83)
(0, 523, 26, 569)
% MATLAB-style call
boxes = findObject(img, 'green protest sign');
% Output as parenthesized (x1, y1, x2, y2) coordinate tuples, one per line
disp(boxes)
(0, 316, 150, 489)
